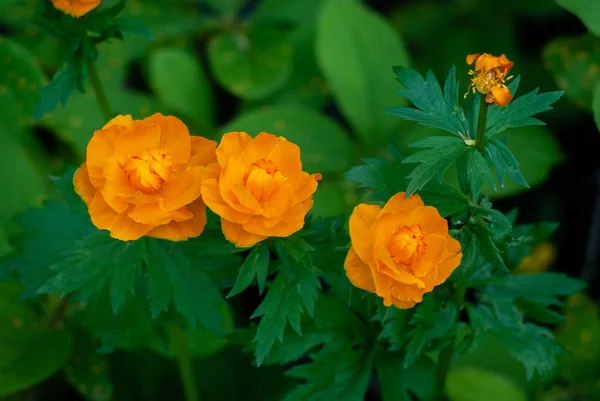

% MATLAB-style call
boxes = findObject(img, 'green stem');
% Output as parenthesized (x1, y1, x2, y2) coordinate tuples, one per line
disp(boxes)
(434, 342, 454, 400)
(475, 95, 488, 154)
(172, 327, 199, 401)
(86, 56, 112, 121)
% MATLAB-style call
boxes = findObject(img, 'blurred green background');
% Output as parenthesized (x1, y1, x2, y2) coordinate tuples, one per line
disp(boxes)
(1, 0, 600, 400)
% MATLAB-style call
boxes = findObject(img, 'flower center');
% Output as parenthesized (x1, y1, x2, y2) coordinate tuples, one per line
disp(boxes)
(242, 158, 286, 202)
(470, 68, 509, 94)
(124, 148, 173, 192)
(388, 225, 426, 264)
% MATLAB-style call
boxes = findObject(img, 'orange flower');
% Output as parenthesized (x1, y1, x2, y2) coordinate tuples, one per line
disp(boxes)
(51, 0, 101, 17)
(344, 192, 462, 308)
(466, 53, 514, 107)
(73, 114, 217, 242)
(201, 132, 321, 248)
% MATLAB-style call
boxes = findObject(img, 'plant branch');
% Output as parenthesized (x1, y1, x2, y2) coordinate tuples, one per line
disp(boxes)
(173, 326, 199, 401)
(475, 95, 488, 154)
(86, 56, 112, 121)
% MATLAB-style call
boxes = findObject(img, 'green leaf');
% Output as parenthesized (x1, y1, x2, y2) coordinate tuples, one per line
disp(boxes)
(38, 233, 142, 314)
(446, 368, 527, 401)
(0, 283, 72, 396)
(594, 82, 600, 131)
(145, 239, 224, 331)
(316, 0, 410, 147)
(457, 148, 495, 200)
(486, 138, 528, 188)
(343, 156, 412, 202)
(402, 136, 468, 196)
(227, 243, 270, 297)
(284, 339, 375, 401)
(468, 300, 562, 380)
(469, 223, 509, 274)
(485, 78, 563, 138)
(0, 37, 46, 131)
(147, 47, 213, 129)
(405, 297, 458, 366)
(208, 26, 293, 100)
(483, 126, 563, 198)
(376, 352, 413, 401)
(388, 66, 469, 137)
(378, 306, 410, 351)
(419, 182, 470, 217)
(251, 260, 322, 366)
(543, 34, 600, 109)
(221, 106, 354, 173)
(65, 333, 113, 401)
(555, 0, 600, 36)
(35, 57, 85, 120)
(311, 179, 355, 218)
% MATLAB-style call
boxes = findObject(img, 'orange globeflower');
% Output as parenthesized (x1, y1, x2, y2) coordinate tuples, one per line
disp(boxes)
(344, 192, 462, 309)
(51, 0, 101, 17)
(201, 132, 321, 248)
(73, 114, 217, 242)
(466, 53, 514, 107)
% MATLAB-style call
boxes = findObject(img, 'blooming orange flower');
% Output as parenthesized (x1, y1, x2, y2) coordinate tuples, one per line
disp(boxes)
(344, 192, 462, 308)
(73, 114, 217, 241)
(466, 53, 514, 107)
(201, 132, 321, 248)
(51, 0, 101, 17)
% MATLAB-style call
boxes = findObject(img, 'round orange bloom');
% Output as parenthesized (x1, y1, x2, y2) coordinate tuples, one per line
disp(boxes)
(344, 192, 462, 308)
(466, 53, 514, 107)
(51, 0, 101, 17)
(73, 114, 217, 242)
(201, 132, 322, 248)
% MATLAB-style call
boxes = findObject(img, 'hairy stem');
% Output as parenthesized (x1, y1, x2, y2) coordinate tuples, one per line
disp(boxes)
(86, 57, 112, 121)
(172, 326, 199, 401)
(475, 95, 488, 154)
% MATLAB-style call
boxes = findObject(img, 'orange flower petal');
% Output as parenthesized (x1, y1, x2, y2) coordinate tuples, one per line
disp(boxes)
(344, 247, 376, 293)
(491, 86, 513, 107)
(147, 199, 208, 241)
(410, 234, 448, 277)
(73, 163, 96, 206)
(147, 114, 191, 167)
(88, 194, 152, 241)
(103, 115, 133, 130)
(217, 132, 252, 168)
(189, 136, 217, 167)
(87, 127, 120, 189)
(261, 184, 293, 219)
(129, 203, 193, 226)
(436, 236, 463, 284)
(231, 185, 263, 213)
(372, 241, 426, 288)
(221, 218, 267, 248)
(201, 178, 251, 224)
(113, 120, 161, 166)
(390, 297, 417, 309)
(349, 204, 381, 264)
(406, 206, 448, 236)
(390, 282, 425, 304)
(292, 172, 319, 204)
(240, 132, 279, 167)
(100, 157, 134, 213)
(243, 202, 305, 237)
(466, 54, 480, 65)
(266, 138, 302, 182)
(159, 165, 204, 211)
(379, 192, 425, 216)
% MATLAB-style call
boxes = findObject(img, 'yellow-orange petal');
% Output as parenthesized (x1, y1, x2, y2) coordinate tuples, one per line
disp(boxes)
(436, 236, 463, 284)
(344, 247, 376, 293)
(373, 241, 426, 288)
(159, 165, 204, 211)
(292, 172, 320, 204)
(113, 120, 161, 166)
(100, 157, 134, 213)
(491, 86, 513, 107)
(231, 185, 263, 213)
(103, 115, 133, 130)
(222, 218, 267, 248)
(466, 54, 480, 65)
(87, 127, 120, 189)
(390, 297, 417, 309)
(147, 199, 208, 241)
(88, 194, 152, 241)
(261, 184, 293, 219)
(379, 192, 425, 216)
(51, 0, 101, 17)
(73, 163, 96, 206)
(410, 234, 447, 277)
(189, 136, 217, 167)
(390, 282, 425, 305)
(217, 132, 252, 168)
(266, 138, 302, 183)
(406, 206, 448, 236)
(240, 132, 279, 167)
(129, 203, 193, 226)
(148, 114, 192, 167)
(201, 178, 251, 224)
(349, 204, 381, 264)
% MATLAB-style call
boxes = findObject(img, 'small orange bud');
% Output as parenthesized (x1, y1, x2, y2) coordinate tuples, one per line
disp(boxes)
(51, 0, 102, 17)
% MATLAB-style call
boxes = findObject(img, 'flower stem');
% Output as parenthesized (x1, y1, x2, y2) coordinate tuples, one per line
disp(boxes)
(86, 56, 112, 121)
(434, 342, 454, 400)
(47, 293, 72, 330)
(172, 326, 199, 401)
(475, 95, 488, 154)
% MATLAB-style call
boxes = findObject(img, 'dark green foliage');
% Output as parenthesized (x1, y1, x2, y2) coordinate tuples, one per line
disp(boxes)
(228, 244, 270, 297)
